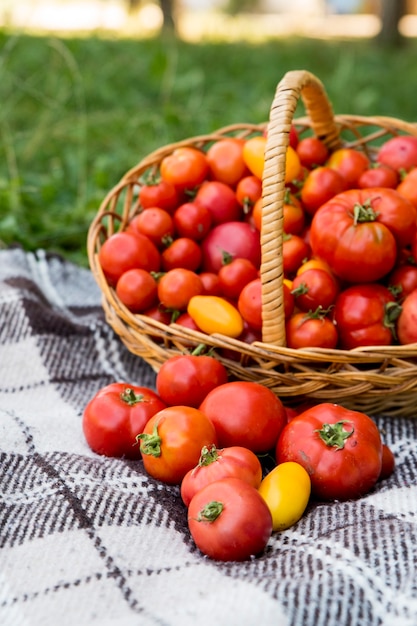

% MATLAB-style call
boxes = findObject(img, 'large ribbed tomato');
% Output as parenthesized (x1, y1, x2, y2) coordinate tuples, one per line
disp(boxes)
(310, 188, 417, 283)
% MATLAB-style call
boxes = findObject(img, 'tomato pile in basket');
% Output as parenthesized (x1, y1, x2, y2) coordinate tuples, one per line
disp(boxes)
(98, 128, 417, 349)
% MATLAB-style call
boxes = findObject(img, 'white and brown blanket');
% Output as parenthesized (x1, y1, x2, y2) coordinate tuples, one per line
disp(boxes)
(1, 246, 417, 626)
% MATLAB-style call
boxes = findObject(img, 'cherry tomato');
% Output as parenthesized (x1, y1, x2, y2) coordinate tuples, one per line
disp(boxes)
(236, 175, 262, 213)
(137, 406, 218, 484)
(300, 166, 346, 216)
(396, 167, 417, 210)
(285, 309, 338, 350)
(139, 178, 179, 213)
(397, 288, 417, 344)
(173, 201, 212, 241)
(242, 135, 266, 180)
(296, 136, 329, 168)
(98, 231, 161, 286)
(377, 135, 417, 172)
(187, 477, 273, 561)
(161, 237, 202, 272)
(218, 258, 258, 300)
(116, 268, 158, 313)
(333, 283, 400, 349)
(283, 233, 310, 277)
(199, 381, 286, 453)
(157, 268, 203, 311)
(82, 383, 166, 458)
(388, 264, 417, 301)
(199, 271, 222, 296)
(258, 461, 311, 531)
(276, 403, 383, 501)
(160, 147, 209, 191)
(187, 295, 244, 338)
(206, 137, 249, 186)
(283, 192, 306, 235)
(201, 221, 261, 273)
(195, 180, 243, 225)
(156, 352, 228, 408)
(290, 268, 339, 312)
(237, 278, 263, 331)
(327, 147, 370, 188)
(358, 163, 399, 189)
(127, 208, 174, 249)
(181, 444, 263, 507)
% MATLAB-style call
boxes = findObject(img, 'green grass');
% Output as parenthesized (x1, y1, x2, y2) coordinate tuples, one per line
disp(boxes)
(1, 28, 417, 266)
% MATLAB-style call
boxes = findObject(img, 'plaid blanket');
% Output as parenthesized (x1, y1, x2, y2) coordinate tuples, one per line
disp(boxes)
(1, 246, 417, 626)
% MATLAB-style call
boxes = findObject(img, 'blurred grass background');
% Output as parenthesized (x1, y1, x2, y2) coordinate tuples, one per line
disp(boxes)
(1, 22, 417, 266)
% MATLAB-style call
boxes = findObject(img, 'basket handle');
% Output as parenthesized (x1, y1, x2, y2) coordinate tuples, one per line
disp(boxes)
(260, 70, 341, 346)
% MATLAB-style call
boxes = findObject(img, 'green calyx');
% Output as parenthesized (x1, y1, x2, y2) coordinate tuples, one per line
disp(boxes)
(352, 199, 379, 225)
(136, 423, 162, 457)
(196, 500, 224, 523)
(120, 388, 145, 406)
(198, 444, 219, 467)
(316, 420, 354, 450)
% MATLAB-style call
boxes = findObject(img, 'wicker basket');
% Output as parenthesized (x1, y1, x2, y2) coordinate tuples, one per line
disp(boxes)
(87, 69, 417, 417)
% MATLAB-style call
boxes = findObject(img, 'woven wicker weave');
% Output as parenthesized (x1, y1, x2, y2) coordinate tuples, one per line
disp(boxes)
(87, 70, 417, 417)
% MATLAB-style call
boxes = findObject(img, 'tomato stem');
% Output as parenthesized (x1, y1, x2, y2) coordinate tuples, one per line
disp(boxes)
(352, 199, 379, 225)
(196, 500, 224, 522)
(136, 423, 162, 457)
(315, 420, 354, 450)
(198, 444, 219, 467)
(120, 388, 145, 406)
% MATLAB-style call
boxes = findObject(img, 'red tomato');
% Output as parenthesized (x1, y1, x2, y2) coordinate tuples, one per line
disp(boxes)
(358, 163, 399, 189)
(285, 310, 338, 350)
(290, 268, 339, 311)
(161, 237, 202, 272)
(218, 258, 258, 300)
(156, 352, 228, 407)
(206, 137, 249, 186)
(296, 136, 329, 168)
(283, 233, 310, 277)
(396, 167, 417, 210)
(157, 268, 203, 311)
(289, 125, 299, 149)
(195, 180, 243, 225)
(333, 283, 400, 349)
(82, 383, 166, 458)
(235, 175, 263, 213)
(309, 189, 414, 283)
(116, 268, 158, 313)
(397, 288, 417, 344)
(283, 194, 306, 236)
(180, 444, 263, 507)
(201, 221, 261, 273)
(379, 443, 395, 481)
(139, 178, 179, 214)
(387, 264, 417, 301)
(137, 406, 218, 484)
(199, 381, 286, 453)
(327, 148, 370, 188)
(199, 271, 222, 296)
(127, 208, 174, 249)
(237, 278, 262, 331)
(98, 231, 161, 286)
(276, 403, 383, 501)
(300, 166, 346, 216)
(174, 312, 200, 332)
(187, 477, 272, 561)
(377, 135, 417, 172)
(160, 147, 209, 191)
(173, 201, 212, 241)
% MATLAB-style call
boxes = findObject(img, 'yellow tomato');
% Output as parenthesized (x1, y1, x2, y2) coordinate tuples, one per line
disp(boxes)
(296, 257, 334, 277)
(258, 461, 311, 531)
(243, 136, 301, 185)
(187, 295, 244, 338)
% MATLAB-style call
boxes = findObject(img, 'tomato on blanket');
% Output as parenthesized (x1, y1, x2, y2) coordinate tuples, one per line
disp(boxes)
(82, 383, 166, 459)
(276, 403, 383, 501)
